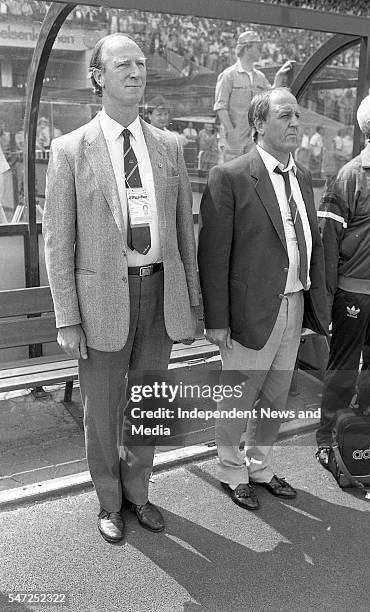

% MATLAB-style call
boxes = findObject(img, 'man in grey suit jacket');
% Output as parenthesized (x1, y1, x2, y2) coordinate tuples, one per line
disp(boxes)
(43, 34, 198, 542)
(198, 88, 328, 511)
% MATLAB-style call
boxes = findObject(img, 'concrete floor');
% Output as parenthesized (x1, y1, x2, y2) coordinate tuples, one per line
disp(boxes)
(1, 433, 369, 612)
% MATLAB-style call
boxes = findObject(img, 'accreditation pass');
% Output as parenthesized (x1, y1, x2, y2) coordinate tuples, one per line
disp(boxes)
(127, 187, 153, 225)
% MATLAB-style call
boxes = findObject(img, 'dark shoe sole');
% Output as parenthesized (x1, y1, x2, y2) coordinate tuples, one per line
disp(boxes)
(220, 482, 260, 511)
(136, 519, 165, 532)
(256, 482, 297, 499)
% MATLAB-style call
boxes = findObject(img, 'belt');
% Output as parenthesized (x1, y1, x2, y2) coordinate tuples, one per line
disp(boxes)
(128, 262, 163, 277)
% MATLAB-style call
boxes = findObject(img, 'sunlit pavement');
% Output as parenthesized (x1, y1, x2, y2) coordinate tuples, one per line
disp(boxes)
(1, 431, 369, 612)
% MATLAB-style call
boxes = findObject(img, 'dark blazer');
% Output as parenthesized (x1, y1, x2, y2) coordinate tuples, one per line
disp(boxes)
(198, 146, 329, 350)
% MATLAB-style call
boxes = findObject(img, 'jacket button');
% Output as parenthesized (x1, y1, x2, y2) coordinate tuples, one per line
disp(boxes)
(283, 267, 288, 272)
(278, 293, 285, 299)
(122, 250, 127, 256)
(122, 277, 127, 283)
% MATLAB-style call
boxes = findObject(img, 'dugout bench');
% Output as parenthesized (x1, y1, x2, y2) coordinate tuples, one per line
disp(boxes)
(0, 286, 328, 401)
(0, 286, 219, 401)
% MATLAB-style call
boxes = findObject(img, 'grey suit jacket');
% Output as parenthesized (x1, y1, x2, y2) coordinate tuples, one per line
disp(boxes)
(43, 114, 199, 351)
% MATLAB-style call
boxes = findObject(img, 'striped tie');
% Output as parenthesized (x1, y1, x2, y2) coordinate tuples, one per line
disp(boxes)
(123, 128, 151, 255)
(274, 166, 308, 289)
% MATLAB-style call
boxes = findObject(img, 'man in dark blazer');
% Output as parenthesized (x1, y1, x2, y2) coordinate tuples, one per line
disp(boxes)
(43, 34, 198, 542)
(198, 88, 328, 510)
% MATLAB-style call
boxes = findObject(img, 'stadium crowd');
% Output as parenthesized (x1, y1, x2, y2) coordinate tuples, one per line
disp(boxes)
(0, 1, 364, 130)
(0, 2, 364, 75)
(260, 0, 370, 17)
(0, 1, 366, 69)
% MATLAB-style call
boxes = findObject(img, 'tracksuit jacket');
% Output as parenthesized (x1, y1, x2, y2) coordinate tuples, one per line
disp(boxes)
(317, 142, 370, 307)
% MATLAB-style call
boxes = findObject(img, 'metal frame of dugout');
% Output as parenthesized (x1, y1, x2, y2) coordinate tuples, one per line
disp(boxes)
(1, 0, 369, 380)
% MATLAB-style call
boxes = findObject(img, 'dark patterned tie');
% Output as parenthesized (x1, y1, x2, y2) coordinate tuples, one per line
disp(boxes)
(274, 166, 308, 289)
(122, 128, 151, 255)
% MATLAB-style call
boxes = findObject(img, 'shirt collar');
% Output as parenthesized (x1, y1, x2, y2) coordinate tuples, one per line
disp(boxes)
(257, 144, 297, 176)
(236, 59, 255, 74)
(100, 107, 142, 142)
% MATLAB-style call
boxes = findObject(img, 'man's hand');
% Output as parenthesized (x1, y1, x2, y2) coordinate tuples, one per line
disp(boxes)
(57, 324, 88, 360)
(274, 60, 294, 87)
(205, 328, 233, 350)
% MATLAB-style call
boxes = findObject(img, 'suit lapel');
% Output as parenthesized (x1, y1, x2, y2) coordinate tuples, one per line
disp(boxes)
(140, 120, 168, 245)
(84, 114, 125, 234)
(250, 150, 287, 252)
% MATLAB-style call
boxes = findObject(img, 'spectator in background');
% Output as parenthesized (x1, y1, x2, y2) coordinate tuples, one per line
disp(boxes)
(295, 127, 311, 168)
(146, 95, 189, 148)
(183, 121, 198, 144)
(316, 94, 370, 468)
(0, 121, 10, 156)
(36, 117, 62, 151)
(0, 141, 10, 223)
(208, 38, 220, 72)
(198, 122, 219, 171)
(214, 30, 294, 161)
(309, 125, 324, 178)
(332, 128, 346, 173)
(146, 95, 170, 130)
(341, 128, 353, 160)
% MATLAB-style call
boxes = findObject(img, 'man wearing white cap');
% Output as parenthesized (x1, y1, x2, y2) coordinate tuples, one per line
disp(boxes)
(214, 30, 293, 161)
(316, 94, 370, 468)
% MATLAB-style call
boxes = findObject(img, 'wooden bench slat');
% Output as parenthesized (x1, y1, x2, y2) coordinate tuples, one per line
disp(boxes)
(0, 284, 213, 395)
(0, 315, 57, 349)
(0, 358, 78, 380)
(0, 353, 70, 371)
(0, 286, 54, 317)
(0, 367, 79, 392)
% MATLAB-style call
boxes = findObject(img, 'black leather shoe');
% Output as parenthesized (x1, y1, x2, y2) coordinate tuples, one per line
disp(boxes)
(258, 475, 297, 498)
(98, 510, 125, 543)
(131, 501, 165, 532)
(221, 482, 260, 510)
(315, 447, 331, 470)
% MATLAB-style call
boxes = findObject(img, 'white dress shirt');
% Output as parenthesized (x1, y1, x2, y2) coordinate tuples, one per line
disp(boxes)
(100, 108, 162, 267)
(257, 145, 312, 292)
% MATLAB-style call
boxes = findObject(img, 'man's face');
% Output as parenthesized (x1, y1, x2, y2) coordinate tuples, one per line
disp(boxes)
(150, 107, 169, 130)
(258, 90, 300, 159)
(96, 37, 146, 109)
(245, 42, 262, 62)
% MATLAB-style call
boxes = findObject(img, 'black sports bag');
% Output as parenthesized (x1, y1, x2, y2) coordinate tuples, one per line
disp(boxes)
(328, 406, 370, 492)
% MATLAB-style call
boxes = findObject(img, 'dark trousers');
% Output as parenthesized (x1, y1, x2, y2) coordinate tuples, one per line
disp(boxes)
(79, 270, 172, 511)
(316, 289, 370, 447)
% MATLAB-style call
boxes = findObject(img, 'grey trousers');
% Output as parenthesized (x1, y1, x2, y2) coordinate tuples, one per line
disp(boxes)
(216, 291, 304, 487)
(79, 270, 172, 511)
